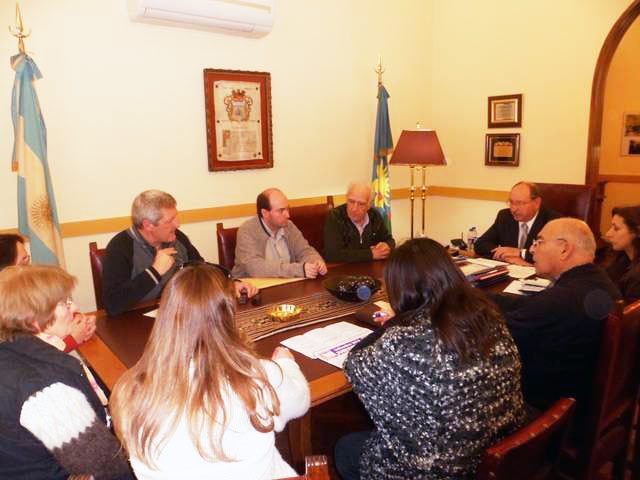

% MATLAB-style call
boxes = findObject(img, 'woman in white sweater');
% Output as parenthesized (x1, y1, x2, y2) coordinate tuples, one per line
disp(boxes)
(110, 263, 310, 479)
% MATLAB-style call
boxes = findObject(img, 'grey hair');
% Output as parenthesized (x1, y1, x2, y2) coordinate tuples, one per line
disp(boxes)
(131, 190, 177, 228)
(346, 181, 372, 200)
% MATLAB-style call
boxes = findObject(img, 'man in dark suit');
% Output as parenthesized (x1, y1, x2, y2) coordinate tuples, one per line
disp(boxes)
(490, 218, 621, 414)
(474, 182, 561, 265)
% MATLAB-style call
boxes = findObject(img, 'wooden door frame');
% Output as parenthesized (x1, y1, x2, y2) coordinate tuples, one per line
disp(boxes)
(585, 0, 640, 185)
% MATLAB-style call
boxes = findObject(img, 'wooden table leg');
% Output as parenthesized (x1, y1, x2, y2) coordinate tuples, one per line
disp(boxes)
(287, 411, 312, 472)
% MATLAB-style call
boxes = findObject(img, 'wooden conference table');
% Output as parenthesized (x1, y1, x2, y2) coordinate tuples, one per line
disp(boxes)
(78, 260, 390, 469)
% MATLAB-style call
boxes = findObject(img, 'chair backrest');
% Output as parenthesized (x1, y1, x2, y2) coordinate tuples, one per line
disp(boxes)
(89, 242, 106, 310)
(476, 398, 576, 480)
(216, 223, 238, 271)
(216, 196, 334, 271)
(535, 183, 597, 232)
(289, 195, 334, 254)
(575, 300, 640, 478)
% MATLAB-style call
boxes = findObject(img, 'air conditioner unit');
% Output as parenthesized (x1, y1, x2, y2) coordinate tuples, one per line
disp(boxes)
(127, 0, 274, 36)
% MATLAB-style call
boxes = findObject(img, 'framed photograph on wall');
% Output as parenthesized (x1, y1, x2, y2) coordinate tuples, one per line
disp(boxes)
(485, 133, 520, 166)
(203, 69, 273, 171)
(621, 112, 640, 156)
(488, 94, 522, 128)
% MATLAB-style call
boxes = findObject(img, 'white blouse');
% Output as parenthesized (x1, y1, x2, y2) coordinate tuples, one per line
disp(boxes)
(129, 358, 310, 480)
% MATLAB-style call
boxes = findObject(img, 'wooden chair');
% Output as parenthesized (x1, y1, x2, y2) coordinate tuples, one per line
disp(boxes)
(476, 398, 576, 480)
(535, 183, 598, 233)
(624, 300, 640, 480)
(216, 223, 238, 271)
(216, 196, 334, 271)
(289, 195, 334, 254)
(556, 300, 640, 480)
(276, 455, 330, 480)
(89, 241, 106, 310)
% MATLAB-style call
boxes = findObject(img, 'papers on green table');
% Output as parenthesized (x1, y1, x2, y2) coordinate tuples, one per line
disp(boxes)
(281, 321, 372, 368)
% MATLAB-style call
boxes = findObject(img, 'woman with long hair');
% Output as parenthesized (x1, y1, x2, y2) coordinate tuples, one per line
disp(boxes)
(110, 263, 310, 479)
(335, 238, 525, 480)
(0, 265, 131, 479)
(605, 205, 640, 304)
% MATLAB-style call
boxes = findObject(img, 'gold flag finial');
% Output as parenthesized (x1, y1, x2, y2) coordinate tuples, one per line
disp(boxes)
(8, 3, 31, 54)
(374, 54, 385, 86)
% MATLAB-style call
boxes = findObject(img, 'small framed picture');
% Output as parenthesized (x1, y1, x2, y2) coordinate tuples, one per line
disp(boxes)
(488, 94, 522, 128)
(485, 133, 520, 166)
(621, 112, 640, 156)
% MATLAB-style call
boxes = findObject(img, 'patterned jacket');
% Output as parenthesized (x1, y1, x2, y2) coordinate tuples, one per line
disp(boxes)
(344, 310, 525, 480)
(0, 335, 131, 479)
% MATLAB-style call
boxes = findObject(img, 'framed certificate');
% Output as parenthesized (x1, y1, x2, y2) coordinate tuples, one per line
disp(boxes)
(485, 133, 520, 166)
(203, 69, 273, 171)
(488, 94, 522, 128)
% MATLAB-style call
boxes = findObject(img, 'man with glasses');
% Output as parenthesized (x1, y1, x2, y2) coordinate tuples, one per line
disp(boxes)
(490, 218, 620, 416)
(323, 182, 395, 263)
(103, 190, 256, 316)
(233, 188, 327, 278)
(474, 182, 561, 265)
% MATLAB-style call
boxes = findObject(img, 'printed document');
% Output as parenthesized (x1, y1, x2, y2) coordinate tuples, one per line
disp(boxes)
(281, 321, 372, 368)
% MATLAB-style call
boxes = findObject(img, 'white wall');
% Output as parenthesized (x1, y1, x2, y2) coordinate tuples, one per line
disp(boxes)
(0, 0, 632, 311)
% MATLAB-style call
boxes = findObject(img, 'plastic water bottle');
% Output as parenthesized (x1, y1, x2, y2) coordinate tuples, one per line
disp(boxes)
(467, 226, 478, 253)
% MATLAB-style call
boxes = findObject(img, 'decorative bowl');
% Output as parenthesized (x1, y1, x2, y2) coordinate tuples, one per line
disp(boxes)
(322, 275, 381, 302)
(268, 304, 302, 322)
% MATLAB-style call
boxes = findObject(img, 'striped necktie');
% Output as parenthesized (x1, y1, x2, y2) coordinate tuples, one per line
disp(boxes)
(518, 223, 529, 249)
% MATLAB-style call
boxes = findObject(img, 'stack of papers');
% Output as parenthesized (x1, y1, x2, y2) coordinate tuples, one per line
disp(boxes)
(503, 277, 552, 295)
(281, 321, 372, 368)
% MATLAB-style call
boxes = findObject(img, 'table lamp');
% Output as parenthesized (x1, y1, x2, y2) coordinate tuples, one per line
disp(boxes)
(389, 126, 446, 238)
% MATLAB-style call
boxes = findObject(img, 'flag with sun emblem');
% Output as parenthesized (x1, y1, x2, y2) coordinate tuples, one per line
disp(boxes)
(11, 53, 66, 267)
(371, 84, 393, 233)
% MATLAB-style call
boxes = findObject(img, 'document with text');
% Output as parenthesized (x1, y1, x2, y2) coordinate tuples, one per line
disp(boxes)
(281, 321, 373, 368)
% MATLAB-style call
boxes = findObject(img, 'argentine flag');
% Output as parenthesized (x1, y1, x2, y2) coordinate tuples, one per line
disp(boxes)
(11, 53, 65, 267)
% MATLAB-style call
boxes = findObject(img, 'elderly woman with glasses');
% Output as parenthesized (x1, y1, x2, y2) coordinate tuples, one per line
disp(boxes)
(0, 265, 132, 480)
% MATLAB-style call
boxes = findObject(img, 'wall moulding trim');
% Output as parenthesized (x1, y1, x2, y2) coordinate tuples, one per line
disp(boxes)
(0, 186, 508, 238)
(598, 174, 640, 184)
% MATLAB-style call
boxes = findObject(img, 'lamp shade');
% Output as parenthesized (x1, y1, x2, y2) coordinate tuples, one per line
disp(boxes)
(389, 129, 446, 166)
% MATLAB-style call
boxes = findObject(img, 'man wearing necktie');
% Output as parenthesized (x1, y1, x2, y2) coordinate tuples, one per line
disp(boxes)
(474, 182, 561, 265)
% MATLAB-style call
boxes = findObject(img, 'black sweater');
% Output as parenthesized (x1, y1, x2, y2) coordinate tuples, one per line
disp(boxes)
(323, 204, 394, 263)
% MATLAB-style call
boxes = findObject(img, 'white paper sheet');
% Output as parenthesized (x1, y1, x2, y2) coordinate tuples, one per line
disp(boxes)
(506, 265, 536, 279)
(281, 321, 372, 368)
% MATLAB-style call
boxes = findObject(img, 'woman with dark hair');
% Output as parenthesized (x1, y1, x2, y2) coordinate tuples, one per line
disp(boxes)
(605, 205, 640, 304)
(110, 263, 310, 479)
(335, 238, 525, 480)
(0, 265, 132, 479)
(0, 233, 30, 269)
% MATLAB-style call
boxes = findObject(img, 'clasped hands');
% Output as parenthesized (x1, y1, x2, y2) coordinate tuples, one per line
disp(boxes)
(490, 246, 531, 266)
(370, 242, 391, 260)
(304, 260, 328, 279)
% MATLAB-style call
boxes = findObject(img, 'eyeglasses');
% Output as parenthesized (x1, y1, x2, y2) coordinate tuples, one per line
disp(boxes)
(532, 237, 566, 248)
(347, 198, 369, 208)
(507, 199, 534, 208)
(59, 298, 75, 310)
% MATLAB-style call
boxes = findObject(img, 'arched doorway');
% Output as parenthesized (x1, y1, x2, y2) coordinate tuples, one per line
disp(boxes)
(585, 0, 640, 230)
